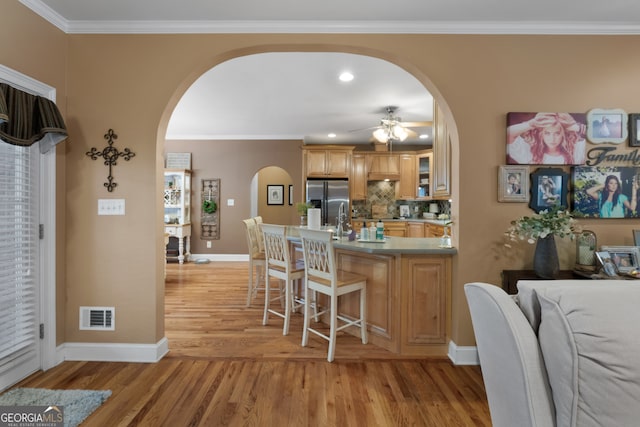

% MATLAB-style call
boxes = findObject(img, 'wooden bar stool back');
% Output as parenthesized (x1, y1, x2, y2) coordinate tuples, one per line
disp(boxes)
(298, 228, 368, 362)
(261, 224, 305, 335)
(242, 218, 266, 306)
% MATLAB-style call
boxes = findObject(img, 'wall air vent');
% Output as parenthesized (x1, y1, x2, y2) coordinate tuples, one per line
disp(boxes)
(79, 306, 115, 331)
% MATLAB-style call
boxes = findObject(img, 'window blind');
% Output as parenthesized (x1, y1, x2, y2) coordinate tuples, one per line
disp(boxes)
(0, 141, 39, 386)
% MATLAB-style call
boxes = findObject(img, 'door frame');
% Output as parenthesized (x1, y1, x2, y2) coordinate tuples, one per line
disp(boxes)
(0, 64, 58, 371)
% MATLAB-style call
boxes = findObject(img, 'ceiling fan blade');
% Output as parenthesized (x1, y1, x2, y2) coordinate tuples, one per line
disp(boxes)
(399, 121, 433, 128)
(348, 125, 381, 133)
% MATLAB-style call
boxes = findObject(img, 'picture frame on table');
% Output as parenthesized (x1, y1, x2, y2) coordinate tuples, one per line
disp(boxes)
(288, 185, 293, 206)
(498, 165, 529, 202)
(586, 108, 628, 144)
(571, 166, 639, 219)
(267, 184, 284, 205)
(529, 168, 568, 213)
(629, 113, 640, 147)
(595, 251, 619, 276)
(600, 246, 640, 274)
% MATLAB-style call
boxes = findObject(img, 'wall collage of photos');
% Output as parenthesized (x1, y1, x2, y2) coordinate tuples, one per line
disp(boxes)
(501, 110, 640, 219)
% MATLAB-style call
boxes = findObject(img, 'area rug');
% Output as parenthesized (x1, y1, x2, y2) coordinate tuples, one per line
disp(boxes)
(0, 388, 111, 427)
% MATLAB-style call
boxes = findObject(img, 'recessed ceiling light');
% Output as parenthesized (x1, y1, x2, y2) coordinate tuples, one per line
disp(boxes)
(339, 72, 354, 82)
(328, 133, 337, 138)
(419, 134, 429, 139)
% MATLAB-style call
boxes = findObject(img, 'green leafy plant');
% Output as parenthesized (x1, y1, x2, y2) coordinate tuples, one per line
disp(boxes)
(296, 202, 313, 215)
(505, 206, 579, 246)
(202, 199, 217, 214)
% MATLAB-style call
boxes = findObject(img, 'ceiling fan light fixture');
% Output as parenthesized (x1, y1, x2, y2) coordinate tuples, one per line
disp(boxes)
(392, 124, 408, 141)
(373, 128, 389, 143)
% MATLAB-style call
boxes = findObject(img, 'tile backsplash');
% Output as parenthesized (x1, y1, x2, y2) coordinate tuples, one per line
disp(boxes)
(351, 181, 450, 218)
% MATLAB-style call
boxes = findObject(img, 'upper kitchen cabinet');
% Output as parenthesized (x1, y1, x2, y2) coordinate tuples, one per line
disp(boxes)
(396, 153, 416, 200)
(416, 150, 432, 200)
(367, 153, 400, 181)
(303, 146, 354, 178)
(351, 153, 367, 200)
(432, 103, 451, 199)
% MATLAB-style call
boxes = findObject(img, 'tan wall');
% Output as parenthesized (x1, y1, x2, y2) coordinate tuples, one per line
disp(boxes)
(6, 4, 640, 349)
(164, 140, 301, 254)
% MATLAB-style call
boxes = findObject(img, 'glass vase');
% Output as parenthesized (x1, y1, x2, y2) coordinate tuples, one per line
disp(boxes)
(533, 235, 560, 279)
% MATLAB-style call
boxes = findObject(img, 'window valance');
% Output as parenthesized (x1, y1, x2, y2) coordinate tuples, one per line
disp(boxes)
(0, 83, 67, 153)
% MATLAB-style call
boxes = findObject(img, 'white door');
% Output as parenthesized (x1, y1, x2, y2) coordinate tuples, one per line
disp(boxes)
(0, 142, 41, 390)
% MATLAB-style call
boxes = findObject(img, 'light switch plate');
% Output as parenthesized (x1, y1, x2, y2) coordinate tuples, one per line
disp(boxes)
(227, 199, 234, 206)
(98, 199, 125, 215)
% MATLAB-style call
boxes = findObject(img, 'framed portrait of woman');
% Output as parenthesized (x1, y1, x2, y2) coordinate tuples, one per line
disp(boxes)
(571, 166, 639, 218)
(529, 168, 568, 213)
(586, 108, 628, 144)
(506, 112, 587, 165)
(498, 165, 529, 202)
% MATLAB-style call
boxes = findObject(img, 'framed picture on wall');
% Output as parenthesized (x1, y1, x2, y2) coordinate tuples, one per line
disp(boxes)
(267, 185, 284, 205)
(288, 185, 293, 206)
(529, 168, 568, 213)
(506, 112, 587, 165)
(586, 108, 628, 144)
(629, 113, 640, 147)
(498, 165, 529, 202)
(571, 166, 639, 218)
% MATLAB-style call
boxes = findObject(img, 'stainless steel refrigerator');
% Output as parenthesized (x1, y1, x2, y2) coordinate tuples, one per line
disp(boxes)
(306, 179, 349, 226)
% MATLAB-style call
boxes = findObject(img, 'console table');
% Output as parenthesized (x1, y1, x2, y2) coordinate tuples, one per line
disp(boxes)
(501, 270, 585, 295)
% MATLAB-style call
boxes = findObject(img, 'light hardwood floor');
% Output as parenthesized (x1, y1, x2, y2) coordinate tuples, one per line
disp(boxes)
(10, 261, 491, 426)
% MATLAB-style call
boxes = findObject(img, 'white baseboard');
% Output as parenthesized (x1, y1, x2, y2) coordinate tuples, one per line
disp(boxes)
(62, 337, 169, 363)
(188, 254, 248, 262)
(447, 340, 479, 365)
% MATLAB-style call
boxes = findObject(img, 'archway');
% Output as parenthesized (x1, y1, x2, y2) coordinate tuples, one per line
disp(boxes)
(158, 45, 459, 354)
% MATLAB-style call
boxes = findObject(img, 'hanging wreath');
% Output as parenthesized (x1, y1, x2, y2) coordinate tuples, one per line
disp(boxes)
(203, 199, 217, 214)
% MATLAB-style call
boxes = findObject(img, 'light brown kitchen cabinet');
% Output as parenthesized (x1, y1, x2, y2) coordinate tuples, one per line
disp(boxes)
(396, 153, 416, 200)
(303, 146, 354, 178)
(407, 222, 425, 237)
(350, 153, 367, 200)
(432, 103, 451, 199)
(400, 255, 450, 350)
(383, 221, 406, 237)
(416, 150, 432, 200)
(425, 223, 446, 238)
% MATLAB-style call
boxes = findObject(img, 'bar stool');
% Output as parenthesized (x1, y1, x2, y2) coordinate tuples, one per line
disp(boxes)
(261, 224, 306, 335)
(298, 228, 368, 362)
(242, 218, 265, 306)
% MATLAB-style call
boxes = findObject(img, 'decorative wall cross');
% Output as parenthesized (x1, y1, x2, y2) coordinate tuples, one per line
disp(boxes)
(86, 129, 136, 192)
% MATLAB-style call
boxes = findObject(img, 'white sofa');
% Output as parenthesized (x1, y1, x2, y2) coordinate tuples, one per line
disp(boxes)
(464, 280, 640, 427)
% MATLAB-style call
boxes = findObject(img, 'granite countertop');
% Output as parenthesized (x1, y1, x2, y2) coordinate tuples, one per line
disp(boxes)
(333, 236, 456, 255)
(287, 226, 456, 255)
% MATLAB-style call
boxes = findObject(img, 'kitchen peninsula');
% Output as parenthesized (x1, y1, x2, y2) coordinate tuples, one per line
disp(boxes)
(291, 228, 456, 357)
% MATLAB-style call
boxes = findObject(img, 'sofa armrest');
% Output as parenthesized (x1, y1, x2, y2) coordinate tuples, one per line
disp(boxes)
(465, 282, 554, 427)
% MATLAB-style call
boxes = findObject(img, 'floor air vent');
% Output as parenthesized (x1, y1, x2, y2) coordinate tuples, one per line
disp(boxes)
(79, 306, 115, 331)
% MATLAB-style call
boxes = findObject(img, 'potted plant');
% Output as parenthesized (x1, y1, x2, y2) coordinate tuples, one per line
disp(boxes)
(296, 202, 314, 226)
(504, 206, 579, 279)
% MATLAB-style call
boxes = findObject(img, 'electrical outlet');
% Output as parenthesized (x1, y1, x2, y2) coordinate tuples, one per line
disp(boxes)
(206, 241, 212, 248)
(227, 199, 234, 206)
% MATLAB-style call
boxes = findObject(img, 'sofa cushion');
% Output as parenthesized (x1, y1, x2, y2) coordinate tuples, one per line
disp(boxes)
(516, 280, 628, 332)
(536, 285, 640, 427)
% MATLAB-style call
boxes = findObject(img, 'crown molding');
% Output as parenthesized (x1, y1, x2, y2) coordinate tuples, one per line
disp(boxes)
(20, 0, 640, 35)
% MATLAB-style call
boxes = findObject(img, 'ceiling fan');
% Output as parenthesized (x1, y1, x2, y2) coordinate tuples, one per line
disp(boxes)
(368, 106, 432, 145)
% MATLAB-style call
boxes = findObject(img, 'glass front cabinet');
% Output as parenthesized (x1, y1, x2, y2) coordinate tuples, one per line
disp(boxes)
(164, 169, 191, 225)
(416, 150, 432, 200)
(164, 169, 192, 264)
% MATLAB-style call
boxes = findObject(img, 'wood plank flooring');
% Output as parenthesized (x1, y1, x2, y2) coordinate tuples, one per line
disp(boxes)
(9, 261, 491, 426)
